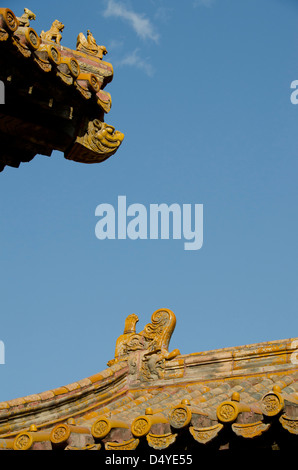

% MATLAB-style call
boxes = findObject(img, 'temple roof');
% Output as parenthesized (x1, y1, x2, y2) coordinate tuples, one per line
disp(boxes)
(0, 7, 124, 171)
(0, 308, 297, 451)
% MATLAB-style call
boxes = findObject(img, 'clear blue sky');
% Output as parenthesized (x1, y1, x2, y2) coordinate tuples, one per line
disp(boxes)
(1, 0, 297, 401)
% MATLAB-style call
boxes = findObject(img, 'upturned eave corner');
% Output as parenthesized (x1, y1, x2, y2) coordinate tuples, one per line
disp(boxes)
(0, 7, 124, 171)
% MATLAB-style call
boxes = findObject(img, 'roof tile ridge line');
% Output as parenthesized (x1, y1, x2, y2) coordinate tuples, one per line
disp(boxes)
(0, 388, 130, 439)
(127, 368, 298, 392)
(5, 8, 113, 69)
(182, 337, 298, 361)
(0, 361, 129, 410)
(57, 42, 113, 68)
(0, 375, 128, 435)
(11, 371, 128, 412)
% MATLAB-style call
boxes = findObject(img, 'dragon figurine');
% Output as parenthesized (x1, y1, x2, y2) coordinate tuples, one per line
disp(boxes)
(107, 309, 180, 372)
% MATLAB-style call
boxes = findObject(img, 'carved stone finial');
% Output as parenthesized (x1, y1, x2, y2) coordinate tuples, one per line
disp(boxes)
(107, 308, 180, 380)
(76, 30, 107, 59)
(17, 8, 36, 27)
(40, 19, 64, 44)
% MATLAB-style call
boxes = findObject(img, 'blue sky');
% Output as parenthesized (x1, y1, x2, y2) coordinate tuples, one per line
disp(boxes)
(1, 0, 297, 401)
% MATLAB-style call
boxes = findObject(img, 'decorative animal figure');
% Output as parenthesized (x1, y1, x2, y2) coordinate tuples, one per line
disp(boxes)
(107, 309, 180, 369)
(40, 20, 64, 44)
(76, 30, 107, 59)
(17, 8, 36, 27)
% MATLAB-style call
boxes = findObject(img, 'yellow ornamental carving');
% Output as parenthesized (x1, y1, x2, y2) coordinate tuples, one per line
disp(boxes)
(279, 415, 298, 435)
(105, 439, 140, 451)
(24, 27, 40, 50)
(13, 425, 51, 450)
(91, 418, 110, 439)
(76, 30, 107, 59)
(0, 8, 19, 39)
(108, 309, 180, 368)
(232, 422, 270, 438)
(261, 389, 284, 417)
(216, 393, 251, 423)
(169, 403, 192, 429)
(262, 395, 279, 413)
(17, 8, 36, 27)
(141, 354, 165, 381)
(146, 432, 177, 450)
(65, 443, 101, 451)
(131, 409, 168, 438)
(36, 43, 61, 69)
(217, 402, 238, 423)
(13, 432, 33, 450)
(65, 119, 124, 164)
(132, 417, 151, 437)
(91, 417, 129, 440)
(40, 19, 64, 44)
(50, 421, 90, 445)
(189, 424, 223, 444)
(50, 424, 71, 444)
